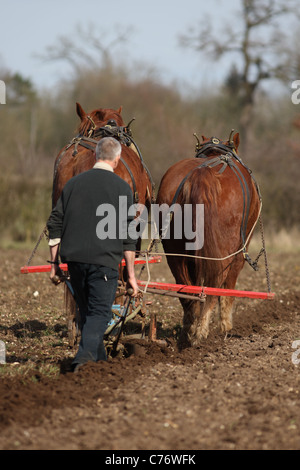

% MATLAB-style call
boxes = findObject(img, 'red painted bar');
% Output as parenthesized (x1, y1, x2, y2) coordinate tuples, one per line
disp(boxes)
(137, 280, 275, 300)
(20, 256, 161, 274)
(21, 264, 68, 274)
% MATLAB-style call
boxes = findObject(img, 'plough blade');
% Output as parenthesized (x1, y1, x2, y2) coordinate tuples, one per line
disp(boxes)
(137, 280, 275, 300)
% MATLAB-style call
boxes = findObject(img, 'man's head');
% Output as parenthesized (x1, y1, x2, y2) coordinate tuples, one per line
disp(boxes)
(95, 137, 122, 169)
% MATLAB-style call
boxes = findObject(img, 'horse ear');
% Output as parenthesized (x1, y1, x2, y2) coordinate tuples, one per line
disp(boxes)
(76, 102, 86, 121)
(201, 135, 208, 141)
(233, 133, 240, 150)
(117, 106, 123, 114)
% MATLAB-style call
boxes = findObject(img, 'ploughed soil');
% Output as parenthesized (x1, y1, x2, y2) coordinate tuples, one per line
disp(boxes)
(0, 243, 299, 451)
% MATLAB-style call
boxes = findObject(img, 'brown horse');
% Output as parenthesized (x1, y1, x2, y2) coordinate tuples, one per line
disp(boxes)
(51, 103, 154, 345)
(52, 102, 154, 256)
(52, 102, 153, 213)
(156, 132, 261, 347)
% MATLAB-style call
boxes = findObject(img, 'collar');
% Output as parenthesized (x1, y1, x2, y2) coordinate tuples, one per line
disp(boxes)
(93, 161, 114, 172)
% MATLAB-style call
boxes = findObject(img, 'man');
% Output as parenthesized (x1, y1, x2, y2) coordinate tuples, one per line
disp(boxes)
(47, 137, 139, 372)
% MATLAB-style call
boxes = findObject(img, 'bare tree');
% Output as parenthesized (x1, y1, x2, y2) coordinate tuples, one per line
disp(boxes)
(180, 0, 299, 150)
(37, 23, 132, 75)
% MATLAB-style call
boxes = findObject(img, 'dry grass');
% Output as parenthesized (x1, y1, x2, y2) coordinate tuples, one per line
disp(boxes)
(250, 227, 300, 255)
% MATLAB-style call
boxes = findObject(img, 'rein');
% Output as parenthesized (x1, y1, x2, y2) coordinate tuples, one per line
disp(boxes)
(159, 140, 266, 273)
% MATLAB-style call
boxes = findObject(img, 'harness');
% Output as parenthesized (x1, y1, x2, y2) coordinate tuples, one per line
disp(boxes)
(52, 118, 154, 206)
(168, 137, 262, 269)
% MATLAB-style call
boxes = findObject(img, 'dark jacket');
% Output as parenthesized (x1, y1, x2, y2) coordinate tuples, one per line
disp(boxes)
(47, 168, 137, 270)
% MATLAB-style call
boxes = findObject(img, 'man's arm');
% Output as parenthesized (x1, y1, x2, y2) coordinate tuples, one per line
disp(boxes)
(123, 250, 139, 296)
(49, 243, 60, 283)
(47, 195, 64, 283)
(121, 187, 139, 296)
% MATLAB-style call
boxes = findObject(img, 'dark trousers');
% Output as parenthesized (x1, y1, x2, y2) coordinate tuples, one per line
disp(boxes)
(68, 262, 118, 365)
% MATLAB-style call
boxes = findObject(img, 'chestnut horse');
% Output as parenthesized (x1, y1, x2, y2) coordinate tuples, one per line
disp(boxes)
(52, 102, 153, 215)
(51, 103, 154, 344)
(156, 132, 261, 347)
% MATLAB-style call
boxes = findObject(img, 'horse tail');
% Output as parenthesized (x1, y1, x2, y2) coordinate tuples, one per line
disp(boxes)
(180, 166, 223, 288)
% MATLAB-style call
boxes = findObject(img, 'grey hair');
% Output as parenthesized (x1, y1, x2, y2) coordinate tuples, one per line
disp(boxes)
(95, 137, 122, 162)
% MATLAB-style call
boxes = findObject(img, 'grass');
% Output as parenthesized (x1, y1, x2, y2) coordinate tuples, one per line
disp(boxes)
(248, 227, 300, 255)
(0, 361, 61, 381)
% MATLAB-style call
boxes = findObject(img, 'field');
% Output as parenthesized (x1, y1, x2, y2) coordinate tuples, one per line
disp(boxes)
(0, 235, 300, 451)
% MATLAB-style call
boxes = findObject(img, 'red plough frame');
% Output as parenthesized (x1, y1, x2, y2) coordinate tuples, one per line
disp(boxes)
(20, 255, 274, 347)
(137, 280, 274, 300)
(20, 256, 162, 274)
(20, 256, 274, 300)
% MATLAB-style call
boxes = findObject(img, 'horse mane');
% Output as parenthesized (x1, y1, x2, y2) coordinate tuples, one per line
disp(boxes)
(78, 116, 94, 136)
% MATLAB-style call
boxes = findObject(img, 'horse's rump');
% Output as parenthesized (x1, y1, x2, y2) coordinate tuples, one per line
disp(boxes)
(179, 165, 224, 288)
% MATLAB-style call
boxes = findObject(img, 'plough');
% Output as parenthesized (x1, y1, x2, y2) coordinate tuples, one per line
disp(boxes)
(137, 280, 275, 300)
(20, 256, 161, 351)
(20, 256, 160, 274)
(20, 254, 275, 353)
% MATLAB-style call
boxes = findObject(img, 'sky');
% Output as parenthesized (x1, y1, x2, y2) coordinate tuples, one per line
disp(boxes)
(0, 0, 297, 98)
(0, 0, 241, 93)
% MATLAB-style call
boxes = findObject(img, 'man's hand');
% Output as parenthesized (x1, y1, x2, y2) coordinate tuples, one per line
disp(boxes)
(124, 250, 139, 297)
(50, 263, 64, 285)
(49, 244, 62, 285)
(126, 276, 139, 297)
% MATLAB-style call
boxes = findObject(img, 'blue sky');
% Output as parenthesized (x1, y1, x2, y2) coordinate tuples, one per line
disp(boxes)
(0, 0, 240, 92)
(0, 0, 297, 96)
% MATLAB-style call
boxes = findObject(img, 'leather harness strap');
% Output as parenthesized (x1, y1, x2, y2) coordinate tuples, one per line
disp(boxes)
(52, 122, 154, 206)
(167, 144, 261, 263)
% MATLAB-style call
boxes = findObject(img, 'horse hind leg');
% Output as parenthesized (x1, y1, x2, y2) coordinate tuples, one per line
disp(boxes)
(218, 258, 244, 337)
(180, 296, 218, 347)
(195, 296, 219, 343)
(218, 296, 235, 337)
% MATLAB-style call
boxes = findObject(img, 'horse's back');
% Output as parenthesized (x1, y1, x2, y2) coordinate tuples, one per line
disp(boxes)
(157, 155, 261, 264)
